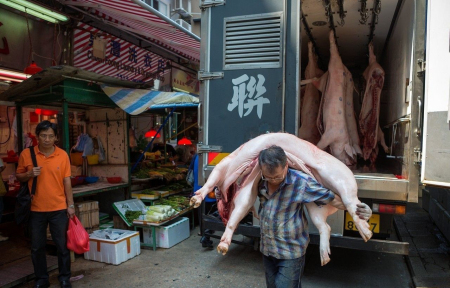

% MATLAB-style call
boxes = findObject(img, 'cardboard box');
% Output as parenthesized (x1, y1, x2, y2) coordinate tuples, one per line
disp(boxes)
(84, 229, 140, 265)
(143, 217, 189, 248)
(75, 201, 99, 234)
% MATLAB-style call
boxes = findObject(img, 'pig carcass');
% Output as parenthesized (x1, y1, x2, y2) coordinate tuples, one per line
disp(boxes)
(298, 42, 324, 145)
(314, 31, 356, 165)
(359, 42, 389, 163)
(343, 67, 363, 157)
(191, 133, 372, 266)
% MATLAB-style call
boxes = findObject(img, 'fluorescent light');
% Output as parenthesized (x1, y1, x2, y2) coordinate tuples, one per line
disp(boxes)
(0, 75, 23, 82)
(0, 68, 30, 81)
(0, 0, 69, 23)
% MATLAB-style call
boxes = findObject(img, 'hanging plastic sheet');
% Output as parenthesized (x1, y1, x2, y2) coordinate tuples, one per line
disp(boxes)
(101, 85, 198, 115)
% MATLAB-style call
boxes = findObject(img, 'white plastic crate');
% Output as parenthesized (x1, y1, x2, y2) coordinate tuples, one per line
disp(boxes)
(143, 217, 189, 248)
(84, 229, 140, 265)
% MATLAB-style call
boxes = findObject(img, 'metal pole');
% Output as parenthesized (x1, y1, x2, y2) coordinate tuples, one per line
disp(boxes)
(17, 106, 23, 152)
(62, 100, 70, 154)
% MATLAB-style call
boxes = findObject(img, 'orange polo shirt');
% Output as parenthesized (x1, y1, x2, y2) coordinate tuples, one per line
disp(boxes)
(16, 146, 71, 212)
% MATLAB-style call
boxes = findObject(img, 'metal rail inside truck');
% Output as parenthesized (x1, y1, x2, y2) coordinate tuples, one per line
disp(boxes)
(196, 0, 450, 255)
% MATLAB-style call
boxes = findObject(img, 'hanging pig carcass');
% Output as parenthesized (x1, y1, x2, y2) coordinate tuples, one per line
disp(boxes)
(298, 42, 324, 145)
(313, 31, 357, 166)
(359, 42, 389, 163)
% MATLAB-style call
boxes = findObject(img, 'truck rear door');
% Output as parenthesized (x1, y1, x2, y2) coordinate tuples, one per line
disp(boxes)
(198, 0, 301, 183)
(421, 0, 450, 188)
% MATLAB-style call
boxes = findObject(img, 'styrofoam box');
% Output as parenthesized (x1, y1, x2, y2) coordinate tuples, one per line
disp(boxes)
(84, 229, 140, 265)
(143, 217, 189, 248)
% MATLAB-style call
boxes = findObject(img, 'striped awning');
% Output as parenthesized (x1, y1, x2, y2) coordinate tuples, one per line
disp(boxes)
(63, 0, 200, 62)
(101, 85, 199, 115)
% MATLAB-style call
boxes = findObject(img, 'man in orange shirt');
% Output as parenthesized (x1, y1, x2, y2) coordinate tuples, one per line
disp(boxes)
(16, 120, 75, 288)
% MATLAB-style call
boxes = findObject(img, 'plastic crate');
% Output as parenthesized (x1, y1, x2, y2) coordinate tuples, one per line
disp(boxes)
(142, 217, 190, 248)
(84, 229, 140, 265)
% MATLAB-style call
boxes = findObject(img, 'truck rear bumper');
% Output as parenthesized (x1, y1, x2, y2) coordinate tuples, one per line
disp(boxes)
(309, 234, 409, 255)
(203, 215, 409, 255)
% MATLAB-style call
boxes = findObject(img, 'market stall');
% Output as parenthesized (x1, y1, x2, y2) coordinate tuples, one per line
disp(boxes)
(1, 66, 139, 226)
(102, 84, 199, 248)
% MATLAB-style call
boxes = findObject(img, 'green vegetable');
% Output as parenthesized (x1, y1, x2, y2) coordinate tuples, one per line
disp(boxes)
(125, 210, 142, 223)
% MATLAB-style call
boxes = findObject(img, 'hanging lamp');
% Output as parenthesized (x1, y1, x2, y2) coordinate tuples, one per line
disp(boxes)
(145, 128, 160, 138)
(24, 61, 42, 75)
(177, 136, 192, 145)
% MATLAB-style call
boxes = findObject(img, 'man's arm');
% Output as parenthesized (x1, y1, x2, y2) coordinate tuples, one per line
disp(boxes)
(328, 193, 345, 210)
(63, 177, 75, 218)
(328, 194, 372, 221)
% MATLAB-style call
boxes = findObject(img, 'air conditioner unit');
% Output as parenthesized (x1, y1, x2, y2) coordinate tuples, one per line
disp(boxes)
(175, 19, 191, 32)
(173, 0, 191, 18)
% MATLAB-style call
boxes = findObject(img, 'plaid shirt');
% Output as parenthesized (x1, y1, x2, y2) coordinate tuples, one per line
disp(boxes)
(258, 168, 335, 259)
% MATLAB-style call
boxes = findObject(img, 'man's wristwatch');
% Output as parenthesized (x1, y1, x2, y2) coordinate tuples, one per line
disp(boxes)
(68, 204, 75, 209)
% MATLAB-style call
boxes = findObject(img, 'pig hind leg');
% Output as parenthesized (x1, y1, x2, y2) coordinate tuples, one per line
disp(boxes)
(306, 203, 338, 266)
(217, 166, 260, 255)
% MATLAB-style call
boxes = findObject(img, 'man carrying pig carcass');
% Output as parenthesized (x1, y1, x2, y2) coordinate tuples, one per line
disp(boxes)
(257, 145, 369, 288)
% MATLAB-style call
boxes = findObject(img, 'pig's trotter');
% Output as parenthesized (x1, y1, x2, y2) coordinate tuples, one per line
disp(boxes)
(353, 216, 373, 242)
(189, 195, 203, 208)
(217, 227, 233, 255)
(319, 223, 331, 266)
(217, 241, 229, 255)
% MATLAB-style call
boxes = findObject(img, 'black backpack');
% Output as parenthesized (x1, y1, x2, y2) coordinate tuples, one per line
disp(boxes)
(15, 147, 38, 225)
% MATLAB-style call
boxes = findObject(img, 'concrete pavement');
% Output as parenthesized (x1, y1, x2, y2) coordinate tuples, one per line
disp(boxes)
(394, 200, 450, 288)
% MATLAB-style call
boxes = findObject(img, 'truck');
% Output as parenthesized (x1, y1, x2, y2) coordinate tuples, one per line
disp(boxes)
(196, 0, 450, 255)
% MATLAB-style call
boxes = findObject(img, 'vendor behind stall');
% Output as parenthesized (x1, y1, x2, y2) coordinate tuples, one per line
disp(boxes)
(151, 139, 177, 158)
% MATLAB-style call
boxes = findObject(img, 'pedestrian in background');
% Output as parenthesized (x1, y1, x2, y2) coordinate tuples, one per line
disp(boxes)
(16, 120, 74, 288)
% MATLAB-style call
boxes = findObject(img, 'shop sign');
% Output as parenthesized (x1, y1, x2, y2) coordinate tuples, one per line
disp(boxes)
(73, 23, 169, 83)
(172, 68, 199, 94)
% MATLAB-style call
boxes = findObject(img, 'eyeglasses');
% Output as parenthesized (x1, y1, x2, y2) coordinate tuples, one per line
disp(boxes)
(260, 170, 286, 182)
(39, 134, 56, 140)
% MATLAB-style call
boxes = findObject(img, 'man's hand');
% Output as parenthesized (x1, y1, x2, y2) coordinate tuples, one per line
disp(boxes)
(355, 203, 372, 221)
(29, 167, 41, 178)
(67, 206, 76, 219)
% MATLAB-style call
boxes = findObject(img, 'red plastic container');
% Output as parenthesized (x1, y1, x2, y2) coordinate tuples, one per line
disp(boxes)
(106, 177, 122, 184)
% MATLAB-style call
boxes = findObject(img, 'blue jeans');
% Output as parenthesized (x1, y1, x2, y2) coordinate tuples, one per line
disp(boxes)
(263, 254, 306, 288)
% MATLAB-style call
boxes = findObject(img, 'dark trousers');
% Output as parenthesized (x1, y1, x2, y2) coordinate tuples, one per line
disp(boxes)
(263, 254, 306, 288)
(30, 210, 71, 284)
(0, 196, 4, 223)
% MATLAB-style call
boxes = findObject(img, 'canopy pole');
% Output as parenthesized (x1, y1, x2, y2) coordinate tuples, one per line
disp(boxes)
(131, 108, 176, 173)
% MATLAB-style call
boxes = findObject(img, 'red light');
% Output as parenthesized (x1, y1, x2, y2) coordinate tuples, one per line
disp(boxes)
(35, 109, 58, 116)
(41, 109, 58, 116)
(379, 204, 396, 214)
(376, 204, 405, 214)
(177, 136, 192, 145)
(24, 61, 43, 75)
(145, 129, 160, 138)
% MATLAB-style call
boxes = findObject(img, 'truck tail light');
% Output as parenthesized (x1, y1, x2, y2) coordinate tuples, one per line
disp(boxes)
(372, 203, 406, 215)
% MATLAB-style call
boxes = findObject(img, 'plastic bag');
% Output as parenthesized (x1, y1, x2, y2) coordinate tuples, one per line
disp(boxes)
(67, 216, 90, 254)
